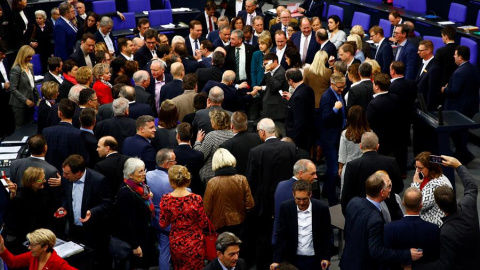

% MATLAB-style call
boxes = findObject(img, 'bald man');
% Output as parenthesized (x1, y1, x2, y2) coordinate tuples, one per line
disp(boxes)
(160, 62, 185, 103)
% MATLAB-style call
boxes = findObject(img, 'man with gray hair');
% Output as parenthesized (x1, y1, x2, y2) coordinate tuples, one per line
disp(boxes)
(201, 70, 258, 112)
(192, 86, 232, 134)
(224, 29, 255, 84)
(132, 70, 154, 112)
(119, 85, 155, 119)
(341, 132, 404, 220)
(238, 0, 263, 26)
(146, 148, 182, 270)
(246, 117, 298, 270)
(149, 59, 173, 114)
(204, 232, 247, 270)
(94, 97, 137, 153)
(207, 16, 230, 43)
(94, 16, 116, 55)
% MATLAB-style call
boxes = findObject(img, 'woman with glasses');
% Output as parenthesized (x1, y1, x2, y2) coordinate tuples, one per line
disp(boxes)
(0, 228, 77, 269)
(112, 157, 155, 269)
(4, 167, 56, 254)
(411, 151, 452, 226)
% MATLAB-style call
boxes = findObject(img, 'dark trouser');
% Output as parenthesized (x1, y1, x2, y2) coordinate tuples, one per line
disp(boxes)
(70, 224, 112, 270)
(294, 255, 318, 270)
(451, 129, 473, 163)
(253, 215, 274, 270)
(322, 142, 339, 206)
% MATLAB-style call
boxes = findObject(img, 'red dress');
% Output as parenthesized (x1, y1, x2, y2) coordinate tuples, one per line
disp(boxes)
(159, 193, 209, 270)
(0, 249, 77, 270)
(92, 81, 113, 104)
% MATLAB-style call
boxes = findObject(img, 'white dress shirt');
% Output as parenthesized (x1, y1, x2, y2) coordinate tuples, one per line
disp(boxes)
(237, 44, 247, 80)
(0, 60, 9, 89)
(276, 45, 286, 64)
(297, 201, 314, 256)
(72, 171, 86, 226)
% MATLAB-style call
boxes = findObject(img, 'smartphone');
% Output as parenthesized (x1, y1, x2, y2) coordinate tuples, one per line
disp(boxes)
(418, 171, 424, 180)
(429, 155, 443, 164)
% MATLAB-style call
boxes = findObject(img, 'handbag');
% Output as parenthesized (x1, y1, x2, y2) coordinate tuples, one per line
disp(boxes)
(203, 218, 218, 261)
(109, 236, 131, 260)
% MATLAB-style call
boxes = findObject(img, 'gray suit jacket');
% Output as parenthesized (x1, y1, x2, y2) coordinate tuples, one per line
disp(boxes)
(9, 65, 38, 108)
(9, 157, 58, 186)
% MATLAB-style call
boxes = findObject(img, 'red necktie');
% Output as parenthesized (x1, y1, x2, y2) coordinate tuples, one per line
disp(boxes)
(208, 17, 213, 32)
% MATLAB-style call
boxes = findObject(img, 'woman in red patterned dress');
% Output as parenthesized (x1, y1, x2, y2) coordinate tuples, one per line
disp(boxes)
(159, 165, 209, 270)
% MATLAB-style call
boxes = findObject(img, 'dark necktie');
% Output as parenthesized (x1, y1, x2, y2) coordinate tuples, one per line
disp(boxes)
(195, 39, 199, 50)
(235, 47, 240, 81)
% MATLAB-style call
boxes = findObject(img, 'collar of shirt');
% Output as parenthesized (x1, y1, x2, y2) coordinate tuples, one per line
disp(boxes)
(277, 45, 286, 54)
(79, 13, 87, 19)
(373, 91, 388, 98)
(292, 176, 299, 180)
(397, 39, 407, 47)
(106, 151, 118, 158)
(265, 136, 277, 141)
(218, 258, 235, 270)
(366, 196, 381, 211)
(390, 76, 404, 82)
(155, 75, 166, 83)
(60, 121, 73, 125)
(350, 81, 361, 88)
(178, 142, 190, 146)
(297, 199, 312, 213)
(30, 155, 45, 160)
(80, 127, 94, 135)
(404, 214, 420, 217)
(422, 56, 434, 66)
(128, 101, 136, 104)
(121, 53, 133, 60)
(49, 70, 63, 80)
(75, 170, 87, 185)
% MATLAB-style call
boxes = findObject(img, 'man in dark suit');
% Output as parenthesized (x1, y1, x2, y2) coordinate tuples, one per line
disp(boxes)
(79, 108, 100, 169)
(393, 24, 418, 81)
(270, 10, 292, 40)
(442, 45, 480, 164)
(341, 132, 404, 220)
(149, 59, 173, 113)
(195, 40, 214, 68)
(75, 2, 87, 28)
(219, 112, 262, 175)
(285, 68, 315, 151)
(246, 118, 298, 270)
(185, 20, 206, 57)
(435, 26, 457, 86)
(207, 16, 230, 43)
(134, 29, 160, 70)
(192, 87, 232, 134)
(347, 62, 373, 112)
(271, 31, 289, 70)
(196, 51, 224, 91)
(366, 73, 400, 157)
(315, 28, 337, 60)
(43, 99, 88, 172)
(69, 33, 96, 68)
(340, 171, 420, 269)
(194, 0, 220, 38)
(388, 11, 403, 42)
(59, 154, 111, 269)
(297, 0, 324, 18)
(370, 26, 393, 75)
(417, 156, 480, 269)
(173, 122, 205, 196)
(242, 25, 258, 48)
(223, 0, 246, 20)
(94, 16, 117, 55)
(119, 86, 154, 120)
(384, 187, 440, 269)
(117, 37, 135, 61)
(416, 40, 442, 111)
(132, 70, 155, 114)
(54, 2, 78, 60)
(318, 73, 346, 206)
(94, 136, 129, 199)
(253, 53, 288, 123)
(94, 97, 137, 153)
(238, 0, 263, 26)
(272, 180, 331, 270)
(175, 43, 205, 75)
(389, 61, 417, 175)
(43, 57, 64, 85)
(122, 115, 156, 170)
(203, 232, 247, 270)
(159, 62, 184, 104)
(224, 30, 255, 84)
(291, 18, 320, 65)
(213, 25, 232, 49)
(0, 41, 14, 137)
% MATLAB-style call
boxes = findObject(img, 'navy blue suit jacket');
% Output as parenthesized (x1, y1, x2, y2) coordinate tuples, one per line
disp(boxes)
(321, 40, 337, 60)
(244, 35, 258, 48)
(415, 58, 442, 111)
(185, 36, 206, 57)
(207, 30, 219, 43)
(443, 61, 480, 118)
(43, 122, 88, 172)
(68, 48, 96, 68)
(212, 38, 228, 49)
(318, 88, 344, 146)
(54, 18, 77, 60)
(201, 80, 251, 112)
(159, 79, 184, 104)
(291, 31, 320, 64)
(272, 177, 295, 244)
(122, 134, 156, 171)
(384, 216, 440, 265)
(128, 102, 155, 120)
(238, 10, 264, 26)
(173, 144, 205, 196)
(273, 198, 332, 264)
(341, 197, 411, 270)
(375, 39, 393, 75)
(285, 83, 315, 150)
(396, 40, 418, 81)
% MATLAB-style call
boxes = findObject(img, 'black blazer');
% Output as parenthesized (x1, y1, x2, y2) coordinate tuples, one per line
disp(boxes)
(94, 152, 130, 199)
(204, 258, 247, 270)
(261, 66, 289, 121)
(193, 11, 220, 38)
(135, 45, 156, 70)
(375, 39, 394, 74)
(434, 42, 457, 86)
(212, 37, 229, 49)
(273, 198, 332, 264)
(43, 72, 63, 85)
(346, 80, 373, 112)
(81, 130, 100, 168)
(196, 65, 223, 91)
(285, 83, 315, 151)
(415, 58, 442, 111)
(127, 102, 155, 120)
(94, 30, 118, 55)
(224, 0, 246, 20)
(224, 43, 255, 84)
(201, 80, 251, 112)
(182, 57, 205, 74)
(271, 45, 289, 70)
(159, 79, 184, 104)
(219, 131, 262, 176)
(320, 40, 337, 60)
(122, 134, 156, 171)
(57, 79, 74, 102)
(389, 77, 416, 125)
(341, 151, 403, 216)
(299, 0, 324, 17)
(134, 85, 156, 116)
(443, 61, 480, 118)
(148, 73, 173, 97)
(184, 35, 206, 57)
(69, 47, 95, 68)
(173, 144, 205, 196)
(94, 116, 137, 153)
(291, 31, 320, 64)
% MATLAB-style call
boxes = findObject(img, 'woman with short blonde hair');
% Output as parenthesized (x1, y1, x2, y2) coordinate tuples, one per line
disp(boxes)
(92, 63, 113, 104)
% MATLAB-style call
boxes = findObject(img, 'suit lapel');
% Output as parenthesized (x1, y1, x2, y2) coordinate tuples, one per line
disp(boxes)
(81, 169, 90, 215)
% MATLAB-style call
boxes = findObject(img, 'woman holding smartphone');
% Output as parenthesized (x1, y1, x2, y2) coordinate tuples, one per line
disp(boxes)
(412, 151, 452, 226)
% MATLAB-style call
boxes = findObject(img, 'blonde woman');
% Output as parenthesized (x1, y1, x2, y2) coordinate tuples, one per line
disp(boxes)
(304, 50, 333, 109)
(350, 25, 372, 59)
(347, 34, 365, 62)
(251, 33, 272, 87)
(37, 81, 59, 133)
(92, 63, 112, 104)
(9, 45, 39, 128)
(364, 59, 381, 77)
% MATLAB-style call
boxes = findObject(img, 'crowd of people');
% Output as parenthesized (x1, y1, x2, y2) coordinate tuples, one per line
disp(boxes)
(0, 0, 480, 269)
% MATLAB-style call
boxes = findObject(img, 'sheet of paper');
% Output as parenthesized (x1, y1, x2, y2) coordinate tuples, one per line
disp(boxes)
(438, 21, 455, 25)
(0, 146, 21, 153)
(0, 153, 18, 159)
(54, 241, 84, 258)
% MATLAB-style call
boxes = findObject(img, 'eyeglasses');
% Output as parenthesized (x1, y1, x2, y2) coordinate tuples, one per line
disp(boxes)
(89, 98, 98, 102)
(26, 241, 40, 247)
(35, 178, 46, 183)
(280, 16, 291, 19)
(257, 129, 264, 133)
(294, 197, 309, 202)
(332, 84, 346, 90)
(417, 49, 426, 52)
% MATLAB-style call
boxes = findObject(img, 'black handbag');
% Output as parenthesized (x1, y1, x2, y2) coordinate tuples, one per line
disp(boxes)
(109, 236, 131, 260)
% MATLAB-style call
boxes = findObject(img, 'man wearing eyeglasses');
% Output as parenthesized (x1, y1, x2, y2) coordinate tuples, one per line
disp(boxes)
(318, 73, 347, 206)
(271, 180, 332, 270)
(270, 9, 293, 39)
